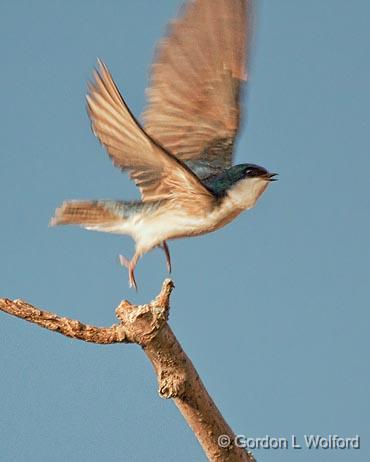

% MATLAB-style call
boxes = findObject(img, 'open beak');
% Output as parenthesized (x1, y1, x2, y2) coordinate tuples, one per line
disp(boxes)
(264, 172, 278, 182)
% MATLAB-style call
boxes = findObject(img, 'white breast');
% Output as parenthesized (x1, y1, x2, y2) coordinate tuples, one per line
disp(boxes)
(90, 177, 270, 255)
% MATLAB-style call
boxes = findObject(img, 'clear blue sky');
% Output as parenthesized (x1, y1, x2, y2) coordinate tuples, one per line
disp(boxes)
(1, 1, 369, 461)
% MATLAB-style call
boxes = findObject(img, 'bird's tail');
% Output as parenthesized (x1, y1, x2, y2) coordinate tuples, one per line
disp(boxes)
(50, 200, 129, 229)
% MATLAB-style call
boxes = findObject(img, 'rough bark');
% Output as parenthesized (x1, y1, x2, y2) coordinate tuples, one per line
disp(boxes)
(0, 280, 254, 462)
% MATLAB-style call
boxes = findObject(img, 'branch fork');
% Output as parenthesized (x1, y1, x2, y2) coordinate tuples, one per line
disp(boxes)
(1, 280, 253, 462)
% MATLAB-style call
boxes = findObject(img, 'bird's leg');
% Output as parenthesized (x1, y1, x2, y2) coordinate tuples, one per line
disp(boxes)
(119, 253, 139, 290)
(161, 241, 172, 273)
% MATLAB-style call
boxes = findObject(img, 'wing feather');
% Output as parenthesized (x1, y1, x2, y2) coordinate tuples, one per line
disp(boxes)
(143, 0, 251, 178)
(87, 61, 215, 211)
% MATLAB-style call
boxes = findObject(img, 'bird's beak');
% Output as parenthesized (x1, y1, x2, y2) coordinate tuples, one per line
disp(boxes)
(264, 172, 278, 182)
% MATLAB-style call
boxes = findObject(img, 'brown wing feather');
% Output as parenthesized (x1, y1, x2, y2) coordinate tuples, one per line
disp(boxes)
(142, 0, 250, 178)
(86, 61, 215, 211)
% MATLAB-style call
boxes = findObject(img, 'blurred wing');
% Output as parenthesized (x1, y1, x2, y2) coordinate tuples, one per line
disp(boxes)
(86, 61, 215, 209)
(142, 0, 250, 179)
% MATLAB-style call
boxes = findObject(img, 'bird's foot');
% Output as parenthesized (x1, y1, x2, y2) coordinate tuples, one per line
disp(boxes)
(119, 254, 138, 290)
(161, 241, 172, 274)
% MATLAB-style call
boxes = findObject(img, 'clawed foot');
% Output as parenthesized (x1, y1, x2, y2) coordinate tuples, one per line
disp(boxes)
(119, 254, 138, 290)
(119, 243, 170, 290)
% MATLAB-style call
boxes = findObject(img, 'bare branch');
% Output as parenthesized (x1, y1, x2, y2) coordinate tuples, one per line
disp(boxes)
(0, 280, 254, 462)
(0, 298, 127, 344)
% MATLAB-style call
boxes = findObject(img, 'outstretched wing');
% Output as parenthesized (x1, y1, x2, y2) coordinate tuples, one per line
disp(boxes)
(142, 0, 250, 179)
(86, 61, 215, 211)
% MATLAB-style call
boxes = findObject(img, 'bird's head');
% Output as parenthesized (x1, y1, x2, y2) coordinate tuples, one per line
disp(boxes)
(236, 163, 277, 182)
(225, 163, 277, 209)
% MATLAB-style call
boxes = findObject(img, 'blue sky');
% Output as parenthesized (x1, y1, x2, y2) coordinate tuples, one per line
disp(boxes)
(0, 1, 369, 461)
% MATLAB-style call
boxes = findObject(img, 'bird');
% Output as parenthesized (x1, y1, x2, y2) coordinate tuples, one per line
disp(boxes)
(50, 0, 277, 290)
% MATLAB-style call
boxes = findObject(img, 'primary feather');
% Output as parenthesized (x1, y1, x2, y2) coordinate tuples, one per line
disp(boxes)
(143, 0, 250, 179)
(86, 61, 215, 213)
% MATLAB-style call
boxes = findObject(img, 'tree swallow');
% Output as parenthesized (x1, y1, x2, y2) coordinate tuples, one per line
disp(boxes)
(51, 0, 277, 289)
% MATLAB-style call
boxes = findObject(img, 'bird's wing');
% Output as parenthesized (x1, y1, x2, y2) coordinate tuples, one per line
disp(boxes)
(86, 61, 215, 210)
(142, 0, 250, 179)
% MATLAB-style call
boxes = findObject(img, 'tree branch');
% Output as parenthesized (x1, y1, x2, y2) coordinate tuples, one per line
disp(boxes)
(0, 280, 254, 462)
